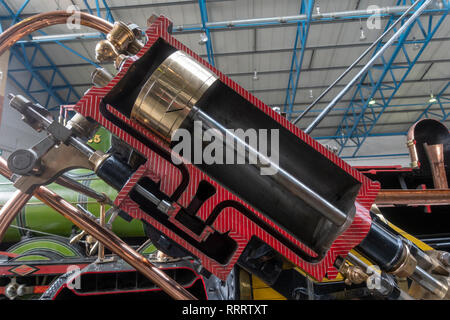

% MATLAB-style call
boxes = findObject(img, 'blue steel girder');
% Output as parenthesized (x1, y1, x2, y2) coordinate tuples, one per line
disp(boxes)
(23, 0, 113, 67)
(8, 44, 78, 107)
(0, 0, 81, 108)
(198, 0, 215, 66)
(284, 0, 314, 119)
(414, 81, 450, 121)
(1, 0, 100, 67)
(334, 0, 449, 157)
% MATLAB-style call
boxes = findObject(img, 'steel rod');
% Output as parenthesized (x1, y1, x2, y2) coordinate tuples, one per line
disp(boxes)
(190, 107, 348, 226)
(292, 1, 419, 125)
(410, 265, 448, 299)
(177, 5, 412, 30)
(304, 0, 433, 134)
(56, 174, 112, 206)
(11, 5, 448, 46)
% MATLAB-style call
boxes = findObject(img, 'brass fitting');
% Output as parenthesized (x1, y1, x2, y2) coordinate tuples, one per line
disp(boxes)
(114, 53, 128, 70)
(91, 68, 113, 87)
(95, 21, 144, 65)
(89, 150, 111, 172)
(66, 113, 100, 140)
(339, 262, 369, 285)
(107, 21, 135, 52)
(127, 39, 144, 55)
(390, 245, 417, 278)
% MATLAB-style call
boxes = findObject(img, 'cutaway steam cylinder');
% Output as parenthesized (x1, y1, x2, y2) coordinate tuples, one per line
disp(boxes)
(104, 39, 362, 260)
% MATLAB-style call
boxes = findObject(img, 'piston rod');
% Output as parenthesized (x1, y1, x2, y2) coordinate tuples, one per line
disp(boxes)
(189, 106, 348, 226)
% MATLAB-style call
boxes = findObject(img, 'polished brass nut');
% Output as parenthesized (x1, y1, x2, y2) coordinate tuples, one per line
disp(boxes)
(89, 151, 111, 173)
(391, 245, 417, 278)
(67, 113, 100, 139)
(91, 68, 113, 88)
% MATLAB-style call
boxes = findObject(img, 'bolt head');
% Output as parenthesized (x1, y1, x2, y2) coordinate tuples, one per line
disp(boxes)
(7, 149, 38, 175)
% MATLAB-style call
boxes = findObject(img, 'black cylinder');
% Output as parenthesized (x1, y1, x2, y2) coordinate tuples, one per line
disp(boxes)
(357, 221, 404, 271)
(96, 155, 134, 190)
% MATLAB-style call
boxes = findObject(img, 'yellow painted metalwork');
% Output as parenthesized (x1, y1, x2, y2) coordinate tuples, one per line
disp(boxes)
(251, 275, 286, 300)
(388, 222, 434, 251)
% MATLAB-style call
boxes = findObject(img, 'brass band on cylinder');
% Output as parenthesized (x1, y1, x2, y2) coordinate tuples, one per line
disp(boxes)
(131, 50, 218, 141)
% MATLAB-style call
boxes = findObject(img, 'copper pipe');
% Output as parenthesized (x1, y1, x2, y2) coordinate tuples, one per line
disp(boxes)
(0, 157, 13, 181)
(0, 11, 113, 55)
(0, 190, 32, 241)
(0, 158, 196, 300)
(423, 143, 448, 189)
(406, 119, 449, 173)
(33, 187, 196, 300)
(375, 189, 450, 206)
(0, 158, 32, 241)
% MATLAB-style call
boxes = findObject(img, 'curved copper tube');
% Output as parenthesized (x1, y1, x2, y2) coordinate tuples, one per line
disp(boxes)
(407, 119, 449, 173)
(33, 187, 196, 300)
(0, 157, 13, 181)
(0, 11, 113, 55)
(0, 157, 196, 300)
(0, 190, 32, 241)
(0, 157, 32, 240)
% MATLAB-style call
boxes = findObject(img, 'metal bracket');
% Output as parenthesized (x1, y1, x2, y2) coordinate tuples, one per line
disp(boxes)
(13, 143, 94, 194)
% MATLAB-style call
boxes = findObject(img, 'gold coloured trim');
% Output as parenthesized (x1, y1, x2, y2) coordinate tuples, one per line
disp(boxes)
(131, 50, 218, 141)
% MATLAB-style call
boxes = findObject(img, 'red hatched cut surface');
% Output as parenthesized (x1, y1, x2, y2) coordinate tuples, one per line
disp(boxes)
(74, 16, 380, 281)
